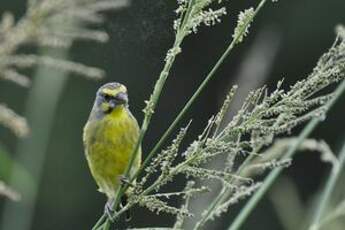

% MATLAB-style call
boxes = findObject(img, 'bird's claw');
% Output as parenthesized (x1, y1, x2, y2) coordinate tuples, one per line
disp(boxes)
(120, 175, 134, 187)
(104, 200, 116, 222)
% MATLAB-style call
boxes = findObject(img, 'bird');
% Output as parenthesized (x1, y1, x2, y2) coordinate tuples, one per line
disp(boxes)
(83, 82, 141, 219)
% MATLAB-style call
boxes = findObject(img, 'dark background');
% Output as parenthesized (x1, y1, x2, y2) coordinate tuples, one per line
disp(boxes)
(1, 0, 345, 229)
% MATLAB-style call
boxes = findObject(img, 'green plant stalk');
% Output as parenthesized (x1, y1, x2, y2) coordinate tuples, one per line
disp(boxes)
(308, 136, 345, 230)
(136, 0, 269, 200)
(93, 17, 189, 230)
(121, 0, 196, 187)
(227, 79, 345, 230)
(92, 215, 106, 230)
(115, 134, 259, 224)
(103, 219, 111, 230)
(120, 0, 196, 187)
(109, 149, 214, 219)
(93, 38, 184, 230)
(142, 0, 268, 177)
(194, 152, 257, 229)
(194, 186, 227, 229)
(0, 48, 69, 230)
(94, 0, 268, 228)
(92, 1, 196, 228)
(189, 0, 266, 230)
(97, 140, 208, 225)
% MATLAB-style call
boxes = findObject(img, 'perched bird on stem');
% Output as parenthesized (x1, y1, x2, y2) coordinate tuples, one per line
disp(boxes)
(83, 82, 141, 220)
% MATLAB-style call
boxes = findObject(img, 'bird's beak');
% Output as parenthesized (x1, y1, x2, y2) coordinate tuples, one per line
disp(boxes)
(109, 99, 117, 109)
(108, 92, 128, 109)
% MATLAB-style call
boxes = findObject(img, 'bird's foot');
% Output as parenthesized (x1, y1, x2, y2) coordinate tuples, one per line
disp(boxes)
(104, 199, 116, 222)
(119, 175, 134, 187)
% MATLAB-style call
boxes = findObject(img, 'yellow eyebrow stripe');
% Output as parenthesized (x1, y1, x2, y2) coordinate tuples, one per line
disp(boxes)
(101, 85, 127, 96)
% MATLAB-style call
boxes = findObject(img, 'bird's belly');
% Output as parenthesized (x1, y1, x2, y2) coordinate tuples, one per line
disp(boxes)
(85, 118, 139, 197)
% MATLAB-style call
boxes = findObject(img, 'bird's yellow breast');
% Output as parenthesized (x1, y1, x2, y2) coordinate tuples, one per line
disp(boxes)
(83, 106, 140, 198)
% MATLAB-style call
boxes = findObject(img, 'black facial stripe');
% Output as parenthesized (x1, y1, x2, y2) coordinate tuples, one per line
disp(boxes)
(103, 94, 113, 101)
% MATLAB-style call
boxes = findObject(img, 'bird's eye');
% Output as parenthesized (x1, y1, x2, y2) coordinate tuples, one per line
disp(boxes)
(103, 94, 112, 101)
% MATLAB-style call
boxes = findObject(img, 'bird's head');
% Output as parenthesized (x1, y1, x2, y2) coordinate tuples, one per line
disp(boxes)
(94, 82, 129, 115)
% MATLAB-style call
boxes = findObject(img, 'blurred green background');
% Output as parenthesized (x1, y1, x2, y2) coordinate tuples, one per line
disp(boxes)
(1, 0, 345, 229)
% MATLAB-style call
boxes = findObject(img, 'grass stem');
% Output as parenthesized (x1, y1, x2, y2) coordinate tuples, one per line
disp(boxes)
(227, 79, 345, 230)
(94, 0, 269, 227)
(308, 135, 345, 230)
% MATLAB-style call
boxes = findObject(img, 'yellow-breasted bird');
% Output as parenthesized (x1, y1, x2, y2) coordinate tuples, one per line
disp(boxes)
(83, 82, 141, 218)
